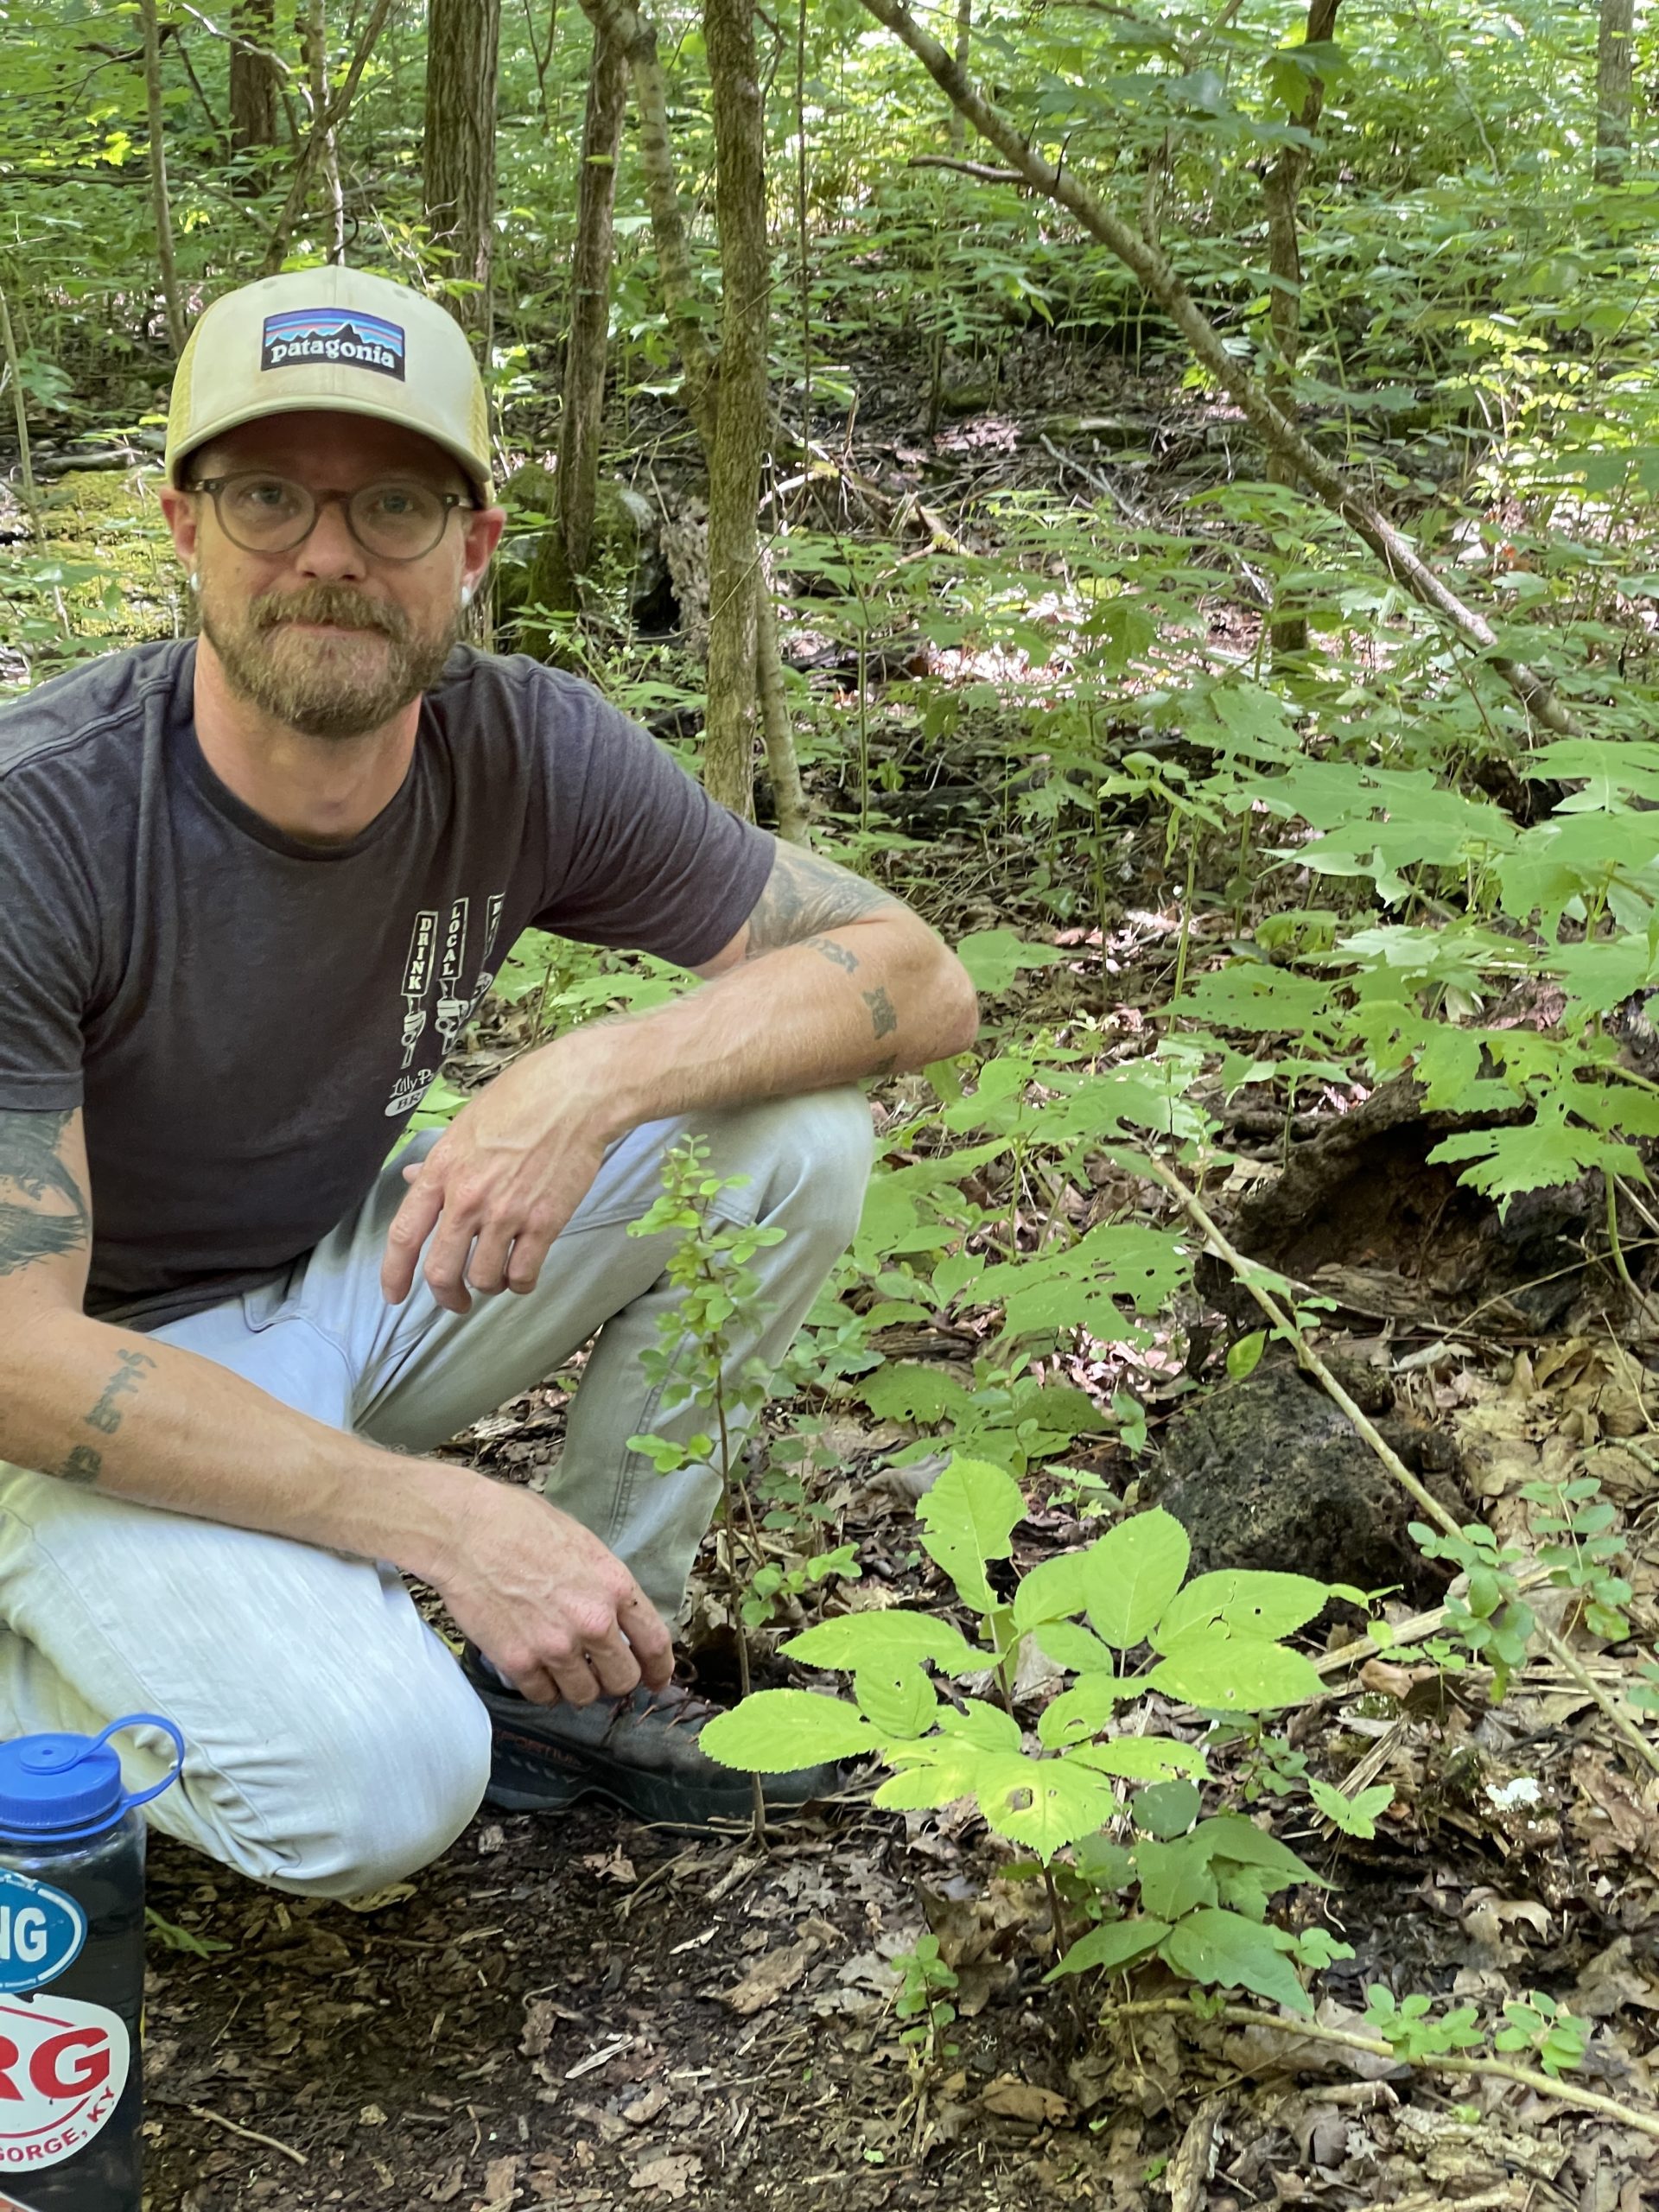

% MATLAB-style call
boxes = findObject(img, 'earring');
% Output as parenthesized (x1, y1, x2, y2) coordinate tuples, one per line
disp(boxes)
(188, 571, 200, 592)
(460, 582, 475, 608)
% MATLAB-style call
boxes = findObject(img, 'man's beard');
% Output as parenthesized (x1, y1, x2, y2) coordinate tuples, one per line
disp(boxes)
(198, 579, 461, 741)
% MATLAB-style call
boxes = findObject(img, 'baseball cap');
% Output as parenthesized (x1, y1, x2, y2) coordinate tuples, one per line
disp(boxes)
(164, 265, 493, 501)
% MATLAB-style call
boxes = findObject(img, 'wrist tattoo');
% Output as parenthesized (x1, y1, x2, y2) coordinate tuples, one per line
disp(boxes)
(54, 1349, 156, 1491)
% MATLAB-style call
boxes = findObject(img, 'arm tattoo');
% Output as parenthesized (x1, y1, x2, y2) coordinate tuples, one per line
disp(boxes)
(805, 935, 861, 976)
(0, 1110, 89, 1278)
(863, 985, 899, 1039)
(741, 843, 902, 958)
(54, 1349, 156, 1489)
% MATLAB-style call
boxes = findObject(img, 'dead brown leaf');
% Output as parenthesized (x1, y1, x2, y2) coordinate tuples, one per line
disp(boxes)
(628, 2152, 702, 2198)
(979, 2075, 1075, 2125)
(719, 1934, 821, 2016)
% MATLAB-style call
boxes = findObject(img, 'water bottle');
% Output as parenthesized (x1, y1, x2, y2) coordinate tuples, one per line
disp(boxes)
(0, 1715, 184, 2212)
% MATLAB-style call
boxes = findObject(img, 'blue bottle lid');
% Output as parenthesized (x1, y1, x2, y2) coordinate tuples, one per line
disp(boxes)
(0, 1714, 186, 1842)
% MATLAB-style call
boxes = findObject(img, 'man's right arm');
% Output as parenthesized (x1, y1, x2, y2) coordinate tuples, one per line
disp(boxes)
(0, 1109, 671, 1707)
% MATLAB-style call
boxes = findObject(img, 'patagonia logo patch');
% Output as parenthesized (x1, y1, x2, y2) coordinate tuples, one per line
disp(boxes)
(260, 307, 405, 380)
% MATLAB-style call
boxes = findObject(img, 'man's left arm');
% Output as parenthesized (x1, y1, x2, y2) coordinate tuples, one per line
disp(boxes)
(382, 842, 978, 1312)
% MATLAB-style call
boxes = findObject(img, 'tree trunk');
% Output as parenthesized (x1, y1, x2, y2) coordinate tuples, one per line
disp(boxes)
(139, 0, 187, 353)
(551, 29, 628, 612)
(260, 0, 397, 274)
(702, 0, 771, 818)
(230, 0, 281, 156)
(577, 0, 811, 836)
(859, 0, 1580, 738)
(304, 0, 346, 262)
(1261, 0, 1339, 660)
(576, 0, 719, 440)
(949, 0, 969, 149)
(1596, 0, 1636, 185)
(423, 0, 501, 343)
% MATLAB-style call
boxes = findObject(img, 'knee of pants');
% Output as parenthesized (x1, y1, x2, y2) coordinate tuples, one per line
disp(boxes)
(187, 1655, 493, 1903)
(757, 1086, 874, 1255)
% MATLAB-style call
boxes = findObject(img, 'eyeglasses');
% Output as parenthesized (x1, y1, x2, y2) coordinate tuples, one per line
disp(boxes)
(189, 472, 471, 562)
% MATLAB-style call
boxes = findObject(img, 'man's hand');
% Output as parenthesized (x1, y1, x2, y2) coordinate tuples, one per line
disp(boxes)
(433, 1481, 675, 1706)
(381, 1050, 615, 1313)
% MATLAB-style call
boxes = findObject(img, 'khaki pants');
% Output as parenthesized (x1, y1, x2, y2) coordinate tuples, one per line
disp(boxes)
(0, 1090, 871, 1898)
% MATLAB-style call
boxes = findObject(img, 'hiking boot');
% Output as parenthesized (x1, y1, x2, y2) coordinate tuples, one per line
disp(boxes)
(461, 1645, 842, 1827)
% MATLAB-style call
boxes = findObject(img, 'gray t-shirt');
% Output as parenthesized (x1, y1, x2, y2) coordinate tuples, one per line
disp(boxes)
(0, 639, 774, 1329)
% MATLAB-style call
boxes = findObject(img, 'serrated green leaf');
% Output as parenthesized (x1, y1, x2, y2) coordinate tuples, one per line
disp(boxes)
(782, 1611, 983, 1677)
(855, 1663, 940, 1738)
(1079, 1510, 1192, 1649)
(976, 1751, 1118, 1854)
(699, 1691, 876, 1773)
(1196, 1814, 1323, 1886)
(1133, 1834, 1219, 1920)
(1033, 1620, 1120, 1674)
(940, 1697, 1022, 1752)
(1068, 1738, 1211, 1782)
(1072, 1835, 1135, 1889)
(916, 1455, 1026, 1611)
(1037, 1677, 1133, 1749)
(1013, 1551, 1096, 1632)
(1308, 1779, 1395, 1838)
(1134, 1778, 1202, 1839)
(1046, 1916, 1170, 1980)
(858, 1362, 973, 1427)
(1160, 1907, 1312, 2014)
(874, 1737, 984, 1808)
(1146, 1628, 1325, 1712)
(1155, 1571, 1331, 1648)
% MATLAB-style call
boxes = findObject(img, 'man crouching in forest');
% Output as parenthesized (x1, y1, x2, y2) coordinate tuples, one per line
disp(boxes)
(0, 266, 977, 1897)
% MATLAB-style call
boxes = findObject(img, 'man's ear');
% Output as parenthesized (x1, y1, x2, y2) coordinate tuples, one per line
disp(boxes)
(158, 482, 202, 573)
(461, 504, 506, 598)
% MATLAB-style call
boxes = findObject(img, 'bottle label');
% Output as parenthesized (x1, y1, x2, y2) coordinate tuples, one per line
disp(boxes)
(0, 1876, 86, 1997)
(0, 1992, 130, 2176)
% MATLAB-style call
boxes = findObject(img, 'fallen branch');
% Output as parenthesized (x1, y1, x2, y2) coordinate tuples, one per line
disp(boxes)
(1141, 1154, 1659, 1779)
(1110, 1999, 1659, 2143)
(907, 154, 1026, 183)
(857, 0, 1581, 738)
(188, 2103, 308, 2165)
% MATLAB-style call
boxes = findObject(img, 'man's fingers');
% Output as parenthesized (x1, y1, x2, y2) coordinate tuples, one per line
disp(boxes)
(380, 1177, 447, 1303)
(586, 1631, 645, 1700)
(619, 1590, 676, 1688)
(466, 1221, 516, 1297)
(504, 1222, 558, 1296)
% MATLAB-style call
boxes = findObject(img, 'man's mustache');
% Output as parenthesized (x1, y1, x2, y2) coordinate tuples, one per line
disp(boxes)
(250, 585, 409, 640)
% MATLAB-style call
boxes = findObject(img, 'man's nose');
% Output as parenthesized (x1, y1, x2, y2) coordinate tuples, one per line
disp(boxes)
(294, 494, 369, 581)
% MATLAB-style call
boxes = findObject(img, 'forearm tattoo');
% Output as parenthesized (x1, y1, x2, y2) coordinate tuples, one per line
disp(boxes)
(0, 1110, 89, 1277)
(54, 1349, 156, 1489)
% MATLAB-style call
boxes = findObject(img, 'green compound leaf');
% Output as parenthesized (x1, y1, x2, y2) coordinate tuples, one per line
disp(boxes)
(1160, 1907, 1313, 2015)
(916, 1455, 1027, 1612)
(1146, 1628, 1325, 1713)
(974, 1751, 1119, 1855)
(1154, 1570, 1331, 1647)
(1077, 1510, 1192, 1649)
(956, 927, 1066, 995)
(782, 1611, 984, 1678)
(699, 1691, 876, 1773)
(1046, 1916, 1171, 1982)
(1308, 1779, 1395, 1838)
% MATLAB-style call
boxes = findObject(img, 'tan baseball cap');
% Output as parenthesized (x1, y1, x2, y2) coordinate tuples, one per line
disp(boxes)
(164, 265, 493, 501)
